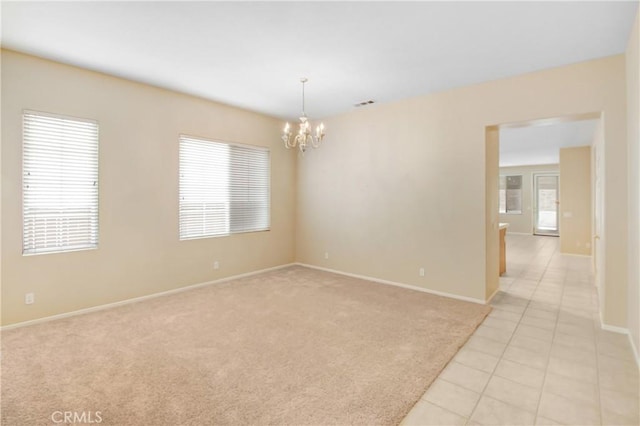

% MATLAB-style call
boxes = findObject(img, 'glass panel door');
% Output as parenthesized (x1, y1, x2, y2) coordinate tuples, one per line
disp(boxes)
(534, 174, 559, 236)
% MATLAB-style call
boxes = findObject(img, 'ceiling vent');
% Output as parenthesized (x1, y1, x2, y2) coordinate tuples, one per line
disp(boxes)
(354, 100, 375, 107)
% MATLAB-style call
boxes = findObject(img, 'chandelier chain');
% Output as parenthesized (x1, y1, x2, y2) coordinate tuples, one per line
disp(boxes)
(301, 80, 305, 116)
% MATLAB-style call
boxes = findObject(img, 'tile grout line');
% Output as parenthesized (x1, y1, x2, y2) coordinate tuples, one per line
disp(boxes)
(532, 239, 565, 425)
(415, 236, 634, 426)
(413, 395, 471, 424)
(593, 271, 605, 426)
(463, 237, 555, 425)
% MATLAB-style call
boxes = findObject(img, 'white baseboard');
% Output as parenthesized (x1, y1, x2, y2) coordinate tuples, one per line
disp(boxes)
(1, 263, 296, 331)
(598, 311, 640, 369)
(486, 286, 501, 304)
(559, 252, 592, 258)
(600, 322, 629, 334)
(628, 333, 640, 368)
(296, 262, 487, 305)
(599, 310, 628, 334)
(598, 311, 640, 370)
(506, 232, 531, 236)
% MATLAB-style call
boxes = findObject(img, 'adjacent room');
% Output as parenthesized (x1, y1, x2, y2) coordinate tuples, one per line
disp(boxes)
(1, 2, 639, 425)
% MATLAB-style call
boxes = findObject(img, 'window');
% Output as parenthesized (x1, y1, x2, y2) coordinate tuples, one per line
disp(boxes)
(179, 135, 270, 240)
(499, 175, 522, 214)
(23, 111, 99, 255)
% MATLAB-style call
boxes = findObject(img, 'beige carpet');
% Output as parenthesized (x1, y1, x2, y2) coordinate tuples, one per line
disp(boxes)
(1, 265, 490, 425)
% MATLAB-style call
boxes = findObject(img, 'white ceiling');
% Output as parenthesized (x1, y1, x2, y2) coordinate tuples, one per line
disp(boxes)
(1, 2, 637, 120)
(499, 119, 599, 167)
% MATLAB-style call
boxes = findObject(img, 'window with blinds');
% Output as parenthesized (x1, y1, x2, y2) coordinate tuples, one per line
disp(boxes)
(22, 110, 99, 255)
(179, 135, 270, 240)
(499, 175, 523, 214)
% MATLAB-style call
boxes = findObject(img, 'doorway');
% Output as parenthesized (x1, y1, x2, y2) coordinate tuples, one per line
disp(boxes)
(533, 173, 560, 236)
(486, 112, 602, 302)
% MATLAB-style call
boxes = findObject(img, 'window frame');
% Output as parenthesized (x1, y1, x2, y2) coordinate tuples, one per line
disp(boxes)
(499, 174, 523, 215)
(178, 134, 271, 241)
(22, 109, 100, 256)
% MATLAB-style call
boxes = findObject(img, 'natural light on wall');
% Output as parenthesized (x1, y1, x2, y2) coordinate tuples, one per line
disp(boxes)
(22, 111, 100, 255)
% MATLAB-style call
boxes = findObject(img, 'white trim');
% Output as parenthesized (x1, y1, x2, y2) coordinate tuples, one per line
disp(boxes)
(599, 310, 628, 334)
(600, 323, 629, 334)
(505, 232, 531, 236)
(558, 252, 592, 258)
(1, 263, 295, 331)
(296, 262, 487, 305)
(628, 333, 640, 368)
(597, 312, 640, 368)
(486, 286, 501, 304)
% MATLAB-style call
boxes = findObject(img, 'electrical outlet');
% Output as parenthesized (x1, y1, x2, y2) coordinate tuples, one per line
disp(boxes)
(419, 268, 425, 277)
(213, 261, 220, 270)
(25, 292, 35, 305)
(324, 252, 329, 259)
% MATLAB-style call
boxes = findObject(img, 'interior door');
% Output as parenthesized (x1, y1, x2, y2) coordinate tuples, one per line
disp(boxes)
(533, 174, 560, 236)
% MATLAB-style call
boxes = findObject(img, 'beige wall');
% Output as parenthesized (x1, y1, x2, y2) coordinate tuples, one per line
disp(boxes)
(1, 49, 633, 332)
(626, 10, 640, 357)
(1, 50, 297, 325)
(591, 118, 606, 313)
(0, 49, 3, 327)
(296, 55, 628, 325)
(559, 147, 592, 255)
(485, 127, 499, 300)
(499, 164, 560, 235)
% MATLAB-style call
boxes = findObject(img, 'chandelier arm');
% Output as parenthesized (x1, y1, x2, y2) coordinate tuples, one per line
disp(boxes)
(308, 135, 318, 148)
(282, 78, 324, 153)
(283, 133, 298, 149)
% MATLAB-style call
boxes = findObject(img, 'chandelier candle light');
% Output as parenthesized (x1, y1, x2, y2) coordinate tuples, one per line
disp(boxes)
(282, 78, 325, 154)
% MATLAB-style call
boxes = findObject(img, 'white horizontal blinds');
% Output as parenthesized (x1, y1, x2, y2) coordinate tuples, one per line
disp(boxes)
(179, 136, 230, 239)
(499, 176, 506, 213)
(229, 145, 270, 233)
(505, 175, 523, 213)
(23, 111, 99, 255)
(179, 135, 270, 240)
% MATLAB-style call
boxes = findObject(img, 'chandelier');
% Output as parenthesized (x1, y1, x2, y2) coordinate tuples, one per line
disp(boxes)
(282, 78, 325, 154)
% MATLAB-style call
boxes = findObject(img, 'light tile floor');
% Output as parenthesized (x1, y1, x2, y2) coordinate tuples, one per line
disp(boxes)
(402, 234, 639, 426)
